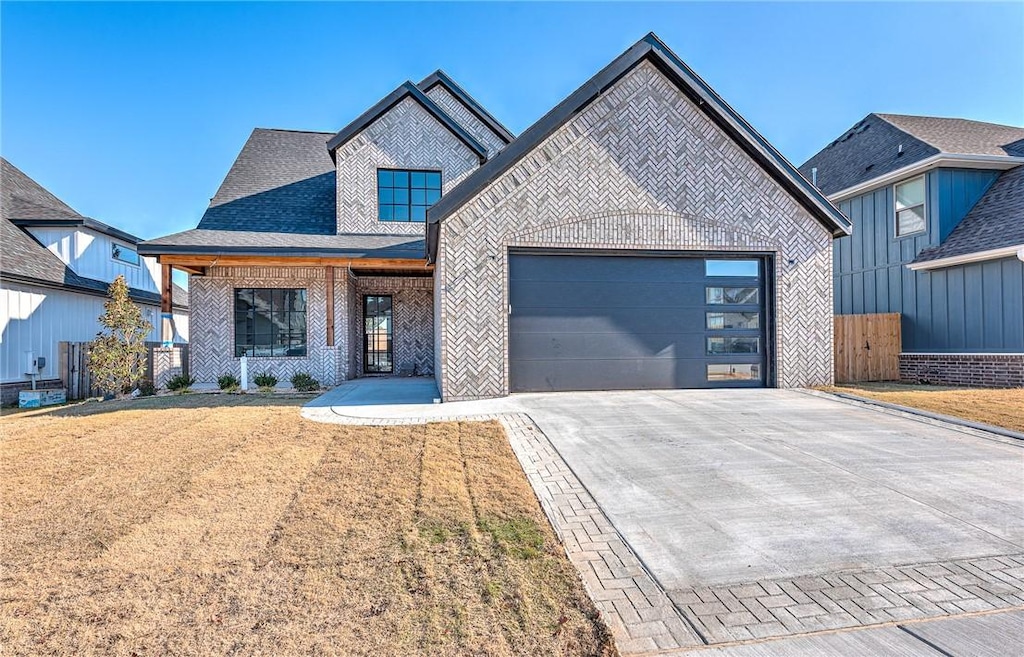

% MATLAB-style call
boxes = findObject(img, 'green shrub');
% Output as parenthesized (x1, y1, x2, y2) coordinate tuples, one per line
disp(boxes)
(253, 372, 278, 389)
(290, 372, 320, 392)
(137, 380, 156, 397)
(88, 276, 152, 396)
(166, 373, 195, 393)
(218, 374, 240, 391)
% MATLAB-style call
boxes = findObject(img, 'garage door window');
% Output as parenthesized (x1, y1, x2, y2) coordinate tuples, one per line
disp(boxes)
(707, 364, 760, 381)
(707, 336, 759, 355)
(706, 287, 758, 305)
(706, 312, 759, 330)
(705, 259, 759, 277)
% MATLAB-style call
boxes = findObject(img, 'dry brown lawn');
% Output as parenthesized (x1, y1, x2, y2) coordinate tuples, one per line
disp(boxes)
(825, 383, 1024, 433)
(0, 395, 615, 656)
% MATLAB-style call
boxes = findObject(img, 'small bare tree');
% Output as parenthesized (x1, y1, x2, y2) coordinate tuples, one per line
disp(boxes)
(89, 275, 152, 396)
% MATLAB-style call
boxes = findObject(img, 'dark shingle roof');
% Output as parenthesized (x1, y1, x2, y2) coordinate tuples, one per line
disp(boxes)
(878, 115, 1024, 158)
(913, 165, 1024, 264)
(198, 129, 338, 234)
(800, 114, 1024, 196)
(1, 158, 188, 308)
(2, 157, 83, 221)
(1, 215, 71, 285)
(139, 229, 424, 259)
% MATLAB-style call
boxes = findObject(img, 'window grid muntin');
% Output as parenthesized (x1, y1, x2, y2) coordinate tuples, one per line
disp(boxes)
(233, 288, 307, 357)
(378, 168, 442, 223)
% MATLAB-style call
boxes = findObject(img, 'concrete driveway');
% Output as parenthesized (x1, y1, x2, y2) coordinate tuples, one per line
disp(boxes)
(306, 383, 1024, 653)
(517, 388, 1024, 590)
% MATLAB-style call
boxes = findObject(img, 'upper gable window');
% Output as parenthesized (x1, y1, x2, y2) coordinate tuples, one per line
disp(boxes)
(894, 175, 926, 237)
(112, 242, 140, 266)
(377, 169, 442, 222)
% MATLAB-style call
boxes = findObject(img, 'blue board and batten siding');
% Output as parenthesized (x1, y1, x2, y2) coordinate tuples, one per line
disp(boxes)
(834, 167, 1024, 352)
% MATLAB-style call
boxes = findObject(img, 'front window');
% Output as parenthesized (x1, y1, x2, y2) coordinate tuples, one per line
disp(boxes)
(234, 288, 307, 357)
(377, 169, 441, 222)
(112, 242, 139, 265)
(895, 175, 926, 237)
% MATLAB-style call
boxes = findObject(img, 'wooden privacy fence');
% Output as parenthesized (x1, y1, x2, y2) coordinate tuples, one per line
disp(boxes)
(833, 313, 901, 383)
(60, 341, 189, 399)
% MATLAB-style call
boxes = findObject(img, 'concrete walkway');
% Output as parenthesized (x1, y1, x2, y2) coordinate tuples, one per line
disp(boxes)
(302, 381, 1024, 655)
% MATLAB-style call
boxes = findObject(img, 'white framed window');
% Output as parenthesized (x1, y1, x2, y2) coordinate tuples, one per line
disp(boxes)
(894, 175, 926, 237)
(111, 242, 140, 266)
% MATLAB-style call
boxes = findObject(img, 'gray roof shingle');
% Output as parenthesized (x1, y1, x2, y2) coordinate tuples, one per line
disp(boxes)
(1, 158, 188, 308)
(2, 157, 83, 221)
(913, 165, 1024, 264)
(140, 229, 425, 259)
(198, 128, 338, 234)
(800, 114, 1024, 196)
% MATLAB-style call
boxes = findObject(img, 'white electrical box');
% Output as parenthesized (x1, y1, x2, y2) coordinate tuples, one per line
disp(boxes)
(24, 351, 36, 375)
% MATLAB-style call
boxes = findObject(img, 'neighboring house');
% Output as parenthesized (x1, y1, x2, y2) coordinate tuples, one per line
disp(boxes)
(140, 33, 850, 399)
(1, 158, 189, 404)
(800, 114, 1024, 387)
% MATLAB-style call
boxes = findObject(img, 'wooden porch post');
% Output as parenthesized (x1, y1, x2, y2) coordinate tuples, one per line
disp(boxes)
(160, 263, 174, 345)
(325, 266, 335, 347)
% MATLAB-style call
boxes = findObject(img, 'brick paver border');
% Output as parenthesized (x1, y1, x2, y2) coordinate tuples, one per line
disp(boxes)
(304, 404, 1024, 655)
(669, 554, 1024, 644)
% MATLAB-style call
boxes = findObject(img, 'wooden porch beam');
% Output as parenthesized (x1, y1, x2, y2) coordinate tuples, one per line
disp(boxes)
(158, 255, 432, 271)
(325, 266, 335, 347)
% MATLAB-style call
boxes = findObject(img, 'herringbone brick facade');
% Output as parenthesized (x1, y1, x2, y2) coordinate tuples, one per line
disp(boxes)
(188, 267, 432, 387)
(352, 276, 434, 376)
(436, 60, 835, 400)
(424, 85, 507, 157)
(334, 96, 481, 235)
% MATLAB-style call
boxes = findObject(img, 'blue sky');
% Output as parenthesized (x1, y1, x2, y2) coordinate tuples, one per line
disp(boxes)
(3, 2, 1021, 241)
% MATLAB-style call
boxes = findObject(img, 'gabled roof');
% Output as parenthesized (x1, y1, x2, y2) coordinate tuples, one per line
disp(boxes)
(426, 33, 851, 261)
(325, 82, 488, 164)
(2, 157, 144, 244)
(911, 164, 1024, 267)
(1, 158, 188, 308)
(417, 70, 515, 144)
(197, 128, 337, 235)
(800, 114, 1024, 197)
(2, 157, 83, 221)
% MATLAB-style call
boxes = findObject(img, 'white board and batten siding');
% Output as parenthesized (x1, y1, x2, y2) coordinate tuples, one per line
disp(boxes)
(27, 226, 162, 294)
(0, 284, 188, 385)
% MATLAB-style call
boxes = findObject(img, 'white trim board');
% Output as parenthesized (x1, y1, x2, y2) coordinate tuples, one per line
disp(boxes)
(906, 244, 1024, 271)
(827, 153, 1024, 203)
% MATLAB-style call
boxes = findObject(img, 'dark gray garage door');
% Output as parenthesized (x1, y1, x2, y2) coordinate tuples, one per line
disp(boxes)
(508, 252, 768, 392)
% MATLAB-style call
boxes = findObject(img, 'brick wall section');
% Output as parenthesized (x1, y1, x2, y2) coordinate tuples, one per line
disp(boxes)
(352, 276, 434, 376)
(1, 379, 63, 406)
(189, 267, 335, 386)
(435, 60, 835, 400)
(424, 85, 507, 157)
(188, 267, 432, 386)
(334, 96, 481, 235)
(900, 353, 1024, 388)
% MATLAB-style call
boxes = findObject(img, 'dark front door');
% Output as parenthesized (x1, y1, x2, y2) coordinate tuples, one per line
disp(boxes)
(364, 295, 393, 373)
(508, 252, 769, 392)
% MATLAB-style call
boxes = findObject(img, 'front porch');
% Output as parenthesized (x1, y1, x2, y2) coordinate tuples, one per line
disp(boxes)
(163, 260, 435, 389)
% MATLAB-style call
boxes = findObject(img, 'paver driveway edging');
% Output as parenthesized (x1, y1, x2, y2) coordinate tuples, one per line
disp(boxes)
(301, 402, 706, 653)
(303, 390, 1024, 655)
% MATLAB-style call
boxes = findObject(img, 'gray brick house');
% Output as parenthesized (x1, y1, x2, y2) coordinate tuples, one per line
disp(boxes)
(140, 33, 851, 399)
